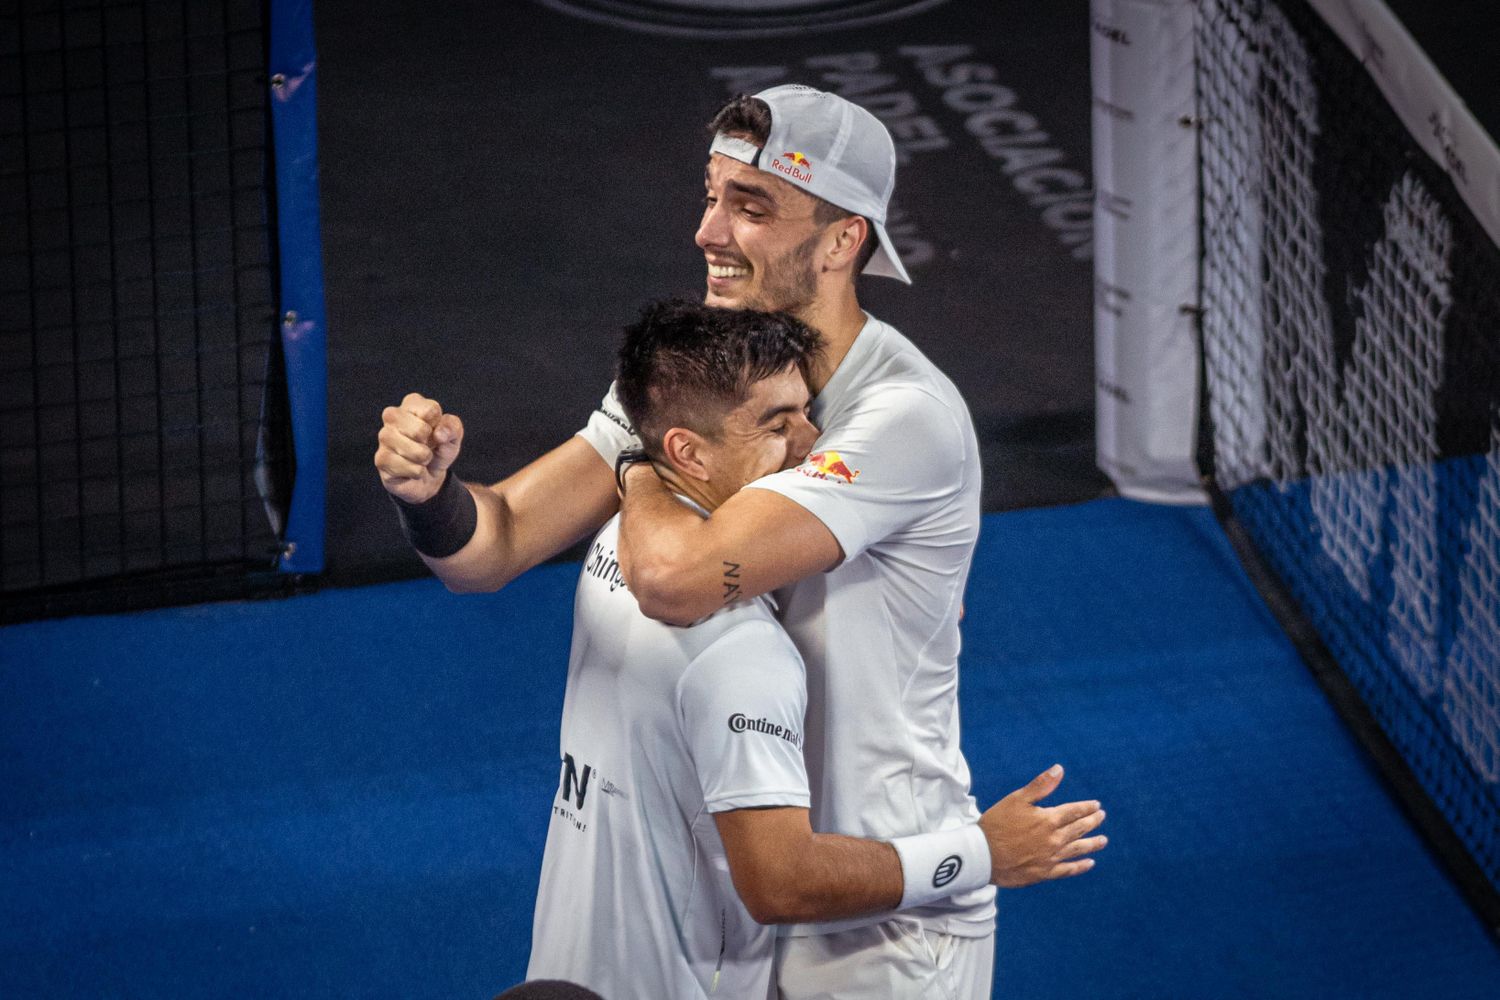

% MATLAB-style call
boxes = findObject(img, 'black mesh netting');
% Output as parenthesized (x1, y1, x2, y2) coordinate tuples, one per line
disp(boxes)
(1197, 0, 1500, 896)
(1, 0, 290, 619)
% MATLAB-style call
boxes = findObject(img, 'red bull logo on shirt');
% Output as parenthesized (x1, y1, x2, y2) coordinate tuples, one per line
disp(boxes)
(770, 151, 813, 184)
(798, 450, 860, 484)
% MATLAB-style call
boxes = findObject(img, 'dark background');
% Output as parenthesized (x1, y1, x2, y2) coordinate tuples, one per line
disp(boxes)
(309, 0, 1497, 586)
(313, 0, 1108, 584)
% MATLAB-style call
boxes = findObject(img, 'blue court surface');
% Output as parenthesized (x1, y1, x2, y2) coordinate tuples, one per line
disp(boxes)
(3, 498, 1496, 998)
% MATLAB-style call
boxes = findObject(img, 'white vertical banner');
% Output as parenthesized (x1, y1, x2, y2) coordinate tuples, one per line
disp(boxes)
(1092, 0, 1206, 504)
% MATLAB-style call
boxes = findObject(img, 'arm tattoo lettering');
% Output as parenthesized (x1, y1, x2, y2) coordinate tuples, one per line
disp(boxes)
(722, 561, 742, 603)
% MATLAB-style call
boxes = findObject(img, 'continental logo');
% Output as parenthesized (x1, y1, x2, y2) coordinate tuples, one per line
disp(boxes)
(770, 151, 813, 184)
(797, 450, 859, 484)
(728, 712, 803, 749)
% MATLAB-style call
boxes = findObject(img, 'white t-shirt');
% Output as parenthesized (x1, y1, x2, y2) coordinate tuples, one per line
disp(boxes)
(526, 512, 811, 999)
(746, 316, 994, 938)
(575, 314, 994, 938)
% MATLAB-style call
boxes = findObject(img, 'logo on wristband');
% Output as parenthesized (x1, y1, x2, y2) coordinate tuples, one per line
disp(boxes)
(933, 855, 962, 888)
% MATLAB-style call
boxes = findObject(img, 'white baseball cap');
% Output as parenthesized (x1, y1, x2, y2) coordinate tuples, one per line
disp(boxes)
(709, 84, 911, 284)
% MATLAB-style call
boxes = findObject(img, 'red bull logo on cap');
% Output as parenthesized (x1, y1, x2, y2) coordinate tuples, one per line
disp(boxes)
(798, 450, 860, 484)
(770, 151, 813, 184)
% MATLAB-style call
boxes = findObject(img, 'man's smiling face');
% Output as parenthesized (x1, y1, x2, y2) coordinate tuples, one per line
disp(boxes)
(695, 153, 830, 316)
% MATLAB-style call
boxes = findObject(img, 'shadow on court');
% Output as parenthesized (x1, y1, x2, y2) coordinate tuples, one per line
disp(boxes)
(3, 499, 1497, 997)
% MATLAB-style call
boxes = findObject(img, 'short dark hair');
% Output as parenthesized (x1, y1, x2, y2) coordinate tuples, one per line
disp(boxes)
(493, 981, 603, 1000)
(616, 298, 822, 461)
(708, 94, 880, 274)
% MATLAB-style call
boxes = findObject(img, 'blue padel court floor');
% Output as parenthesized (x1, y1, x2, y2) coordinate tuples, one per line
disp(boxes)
(3, 499, 1497, 998)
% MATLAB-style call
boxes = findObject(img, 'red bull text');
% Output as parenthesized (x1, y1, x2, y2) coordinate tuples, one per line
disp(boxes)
(770, 153, 813, 184)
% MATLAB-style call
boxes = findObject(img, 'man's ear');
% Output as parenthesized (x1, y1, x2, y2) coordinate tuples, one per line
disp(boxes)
(661, 427, 713, 482)
(822, 214, 868, 274)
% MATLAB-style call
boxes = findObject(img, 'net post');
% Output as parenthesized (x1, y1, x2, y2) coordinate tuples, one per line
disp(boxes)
(268, 0, 328, 575)
(1090, 0, 1207, 504)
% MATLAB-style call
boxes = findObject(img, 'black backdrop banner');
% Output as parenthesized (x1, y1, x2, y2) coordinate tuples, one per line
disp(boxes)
(315, 0, 1105, 582)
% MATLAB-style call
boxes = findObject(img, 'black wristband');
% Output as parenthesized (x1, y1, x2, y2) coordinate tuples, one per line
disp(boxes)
(614, 447, 652, 495)
(391, 472, 478, 558)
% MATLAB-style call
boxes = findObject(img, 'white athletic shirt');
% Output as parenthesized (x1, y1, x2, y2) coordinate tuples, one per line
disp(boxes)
(576, 314, 994, 939)
(525, 511, 811, 999)
(746, 316, 993, 937)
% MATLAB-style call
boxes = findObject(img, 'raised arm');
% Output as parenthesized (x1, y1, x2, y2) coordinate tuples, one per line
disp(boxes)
(618, 383, 967, 626)
(375, 393, 619, 593)
(714, 766, 1107, 925)
(617, 464, 840, 625)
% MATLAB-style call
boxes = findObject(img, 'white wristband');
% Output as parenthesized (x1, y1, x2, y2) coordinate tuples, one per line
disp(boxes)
(890, 825, 992, 909)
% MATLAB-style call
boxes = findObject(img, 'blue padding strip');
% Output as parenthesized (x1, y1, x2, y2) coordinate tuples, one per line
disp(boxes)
(268, 0, 327, 573)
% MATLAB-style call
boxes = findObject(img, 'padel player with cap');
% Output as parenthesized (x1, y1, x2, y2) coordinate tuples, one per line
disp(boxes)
(519, 299, 1103, 999)
(612, 85, 1081, 998)
(374, 86, 1106, 997)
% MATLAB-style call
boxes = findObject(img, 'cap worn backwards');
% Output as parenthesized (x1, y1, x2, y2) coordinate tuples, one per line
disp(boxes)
(709, 84, 911, 285)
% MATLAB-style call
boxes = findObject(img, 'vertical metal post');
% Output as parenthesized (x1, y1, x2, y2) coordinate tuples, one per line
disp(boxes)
(267, 0, 327, 573)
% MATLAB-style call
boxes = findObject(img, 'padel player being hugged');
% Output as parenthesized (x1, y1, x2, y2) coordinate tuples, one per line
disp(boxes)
(375, 87, 1106, 998)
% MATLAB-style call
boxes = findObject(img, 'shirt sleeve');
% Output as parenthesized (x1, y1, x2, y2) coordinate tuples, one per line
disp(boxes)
(744, 385, 968, 562)
(677, 618, 811, 814)
(574, 381, 642, 467)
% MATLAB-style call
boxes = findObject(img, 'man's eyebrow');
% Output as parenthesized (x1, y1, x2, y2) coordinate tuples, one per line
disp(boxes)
(757, 400, 805, 424)
(725, 178, 780, 205)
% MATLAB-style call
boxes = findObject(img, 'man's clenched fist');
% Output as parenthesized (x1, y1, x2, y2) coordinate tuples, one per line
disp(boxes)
(375, 393, 465, 504)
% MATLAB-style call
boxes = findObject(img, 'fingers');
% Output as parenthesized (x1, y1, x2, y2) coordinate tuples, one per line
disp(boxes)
(377, 450, 428, 481)
(377, 420, 434, 467)
(376, 395, 460, 482)
(1040, 832, 1107, 882)
(433, 412, 462, 446)
(982, 771, 1108, 888)
(430, 412, 464, 473)
(1021, 764, 1064, 804)
(401, 392, 442, 426)
(375, 394, 455, 504)
(1050, 798, 1104, 828)
(384, 404, 436, 445)
(1055, 804, 1106, 842)
(1057, 833, 1108, 862)
(1046, 858, 1096, 880)
(1046, 808, 1107, 879)
(375, 412, 434, 485)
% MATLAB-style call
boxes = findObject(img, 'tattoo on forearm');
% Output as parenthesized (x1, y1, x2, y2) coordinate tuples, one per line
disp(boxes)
(722, 561, 742, 603)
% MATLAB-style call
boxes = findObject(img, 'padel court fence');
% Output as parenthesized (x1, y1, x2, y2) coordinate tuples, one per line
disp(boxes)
(1194, 0, 1500, 933)
(1, 0, 325, 623)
